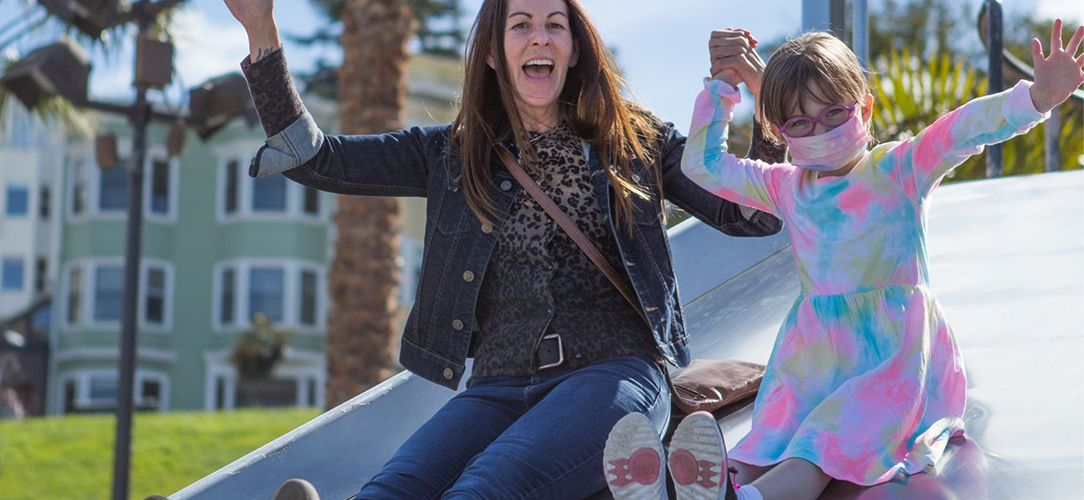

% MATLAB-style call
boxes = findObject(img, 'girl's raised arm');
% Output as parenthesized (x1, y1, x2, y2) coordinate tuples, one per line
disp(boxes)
(680, 79, 792, 217)
(890, 20, 1082, 200)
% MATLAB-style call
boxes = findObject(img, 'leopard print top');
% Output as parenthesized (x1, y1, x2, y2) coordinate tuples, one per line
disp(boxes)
(470, 121, 658, 378)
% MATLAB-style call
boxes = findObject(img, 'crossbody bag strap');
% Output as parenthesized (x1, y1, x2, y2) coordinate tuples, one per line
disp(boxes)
(496, 148, 648, 326)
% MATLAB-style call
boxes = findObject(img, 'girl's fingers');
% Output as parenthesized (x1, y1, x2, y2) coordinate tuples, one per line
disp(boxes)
(1032, 37, 1045, 64)
(1052, 18, 1063, 52)
(1068, 25, 1084, 57)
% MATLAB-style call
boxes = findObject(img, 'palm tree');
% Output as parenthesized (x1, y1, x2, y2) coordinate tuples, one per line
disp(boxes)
(323, 0, 417, 408)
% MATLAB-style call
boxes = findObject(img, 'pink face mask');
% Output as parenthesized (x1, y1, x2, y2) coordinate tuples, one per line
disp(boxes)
(784, 113, 872, 172)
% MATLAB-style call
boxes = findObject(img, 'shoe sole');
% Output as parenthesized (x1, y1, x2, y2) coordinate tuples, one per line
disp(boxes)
(669, 411, 729, 500)
(272, 478, 320, 500)
(603, 412, 667, 500)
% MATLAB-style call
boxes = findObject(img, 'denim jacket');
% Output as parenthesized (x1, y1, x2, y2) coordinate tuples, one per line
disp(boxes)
(250, 109, 783, 389)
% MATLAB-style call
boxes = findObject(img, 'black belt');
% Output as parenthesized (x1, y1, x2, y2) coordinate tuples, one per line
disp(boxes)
(535, 334, 565, 370)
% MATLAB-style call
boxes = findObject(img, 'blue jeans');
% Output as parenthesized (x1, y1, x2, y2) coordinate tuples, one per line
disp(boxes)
(351, 355, 671, 500)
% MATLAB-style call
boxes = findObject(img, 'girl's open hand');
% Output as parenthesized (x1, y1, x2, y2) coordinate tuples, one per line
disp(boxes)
(1030, 19, 1084, 113)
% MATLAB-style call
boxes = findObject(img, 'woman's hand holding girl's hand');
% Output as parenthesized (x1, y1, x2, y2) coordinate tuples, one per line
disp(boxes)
(709, 29, 766, 98)
(1030, 19, 1084, 113)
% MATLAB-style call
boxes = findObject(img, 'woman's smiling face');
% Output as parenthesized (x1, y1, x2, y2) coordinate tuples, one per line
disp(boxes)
(495, 0, 578, 124)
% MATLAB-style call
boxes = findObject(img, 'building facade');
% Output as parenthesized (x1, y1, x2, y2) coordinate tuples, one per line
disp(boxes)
(45, 53, 461, 414)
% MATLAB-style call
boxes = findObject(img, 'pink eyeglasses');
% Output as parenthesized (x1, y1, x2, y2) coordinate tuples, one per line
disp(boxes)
(779, 102, 858, 138)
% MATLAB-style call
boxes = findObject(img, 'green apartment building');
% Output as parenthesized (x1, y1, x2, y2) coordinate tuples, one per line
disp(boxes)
(46, 54, 460, 414)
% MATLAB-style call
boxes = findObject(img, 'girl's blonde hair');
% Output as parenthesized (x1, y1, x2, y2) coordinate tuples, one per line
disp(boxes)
(757, 31, 872, 144)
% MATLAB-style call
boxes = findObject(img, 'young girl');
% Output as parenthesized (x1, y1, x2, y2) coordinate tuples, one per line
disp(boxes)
(663, 20, 1084, 500)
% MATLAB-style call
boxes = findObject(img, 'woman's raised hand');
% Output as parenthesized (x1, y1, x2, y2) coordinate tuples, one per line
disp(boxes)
(1030, 19, 1084, 113)
(223, 0, 281, 63)
(224, 0, 274, 32)
(709, 29, 766, 98)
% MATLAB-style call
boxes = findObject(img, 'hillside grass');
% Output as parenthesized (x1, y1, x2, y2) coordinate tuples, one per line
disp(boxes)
(0, 407, 320, 500)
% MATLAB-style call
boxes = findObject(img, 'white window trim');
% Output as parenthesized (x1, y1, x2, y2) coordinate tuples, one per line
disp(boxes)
(63, 258, 175, 333)
(55, 369, 171, 413)
(399, 236, 425, 308)
(143, 150, 180, 223)
(66, 158, 90, 222)
(61, 260, 87, 329)
(213, 146, 331, 224)
(202, 348, 324, 411)
(212, 258, 327, 335)
(67, 141, 179, 223)
(84, 257, 125, 329)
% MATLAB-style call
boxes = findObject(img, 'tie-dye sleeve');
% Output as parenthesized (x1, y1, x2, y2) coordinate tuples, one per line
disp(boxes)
(681, 79, 791, 217)
(886, 80, 1048, 201)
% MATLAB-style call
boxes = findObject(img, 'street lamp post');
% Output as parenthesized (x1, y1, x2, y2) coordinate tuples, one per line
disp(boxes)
(1, 2, 255, 496)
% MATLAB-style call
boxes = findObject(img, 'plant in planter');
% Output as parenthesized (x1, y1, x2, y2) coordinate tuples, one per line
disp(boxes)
(230, 313, 293, 380)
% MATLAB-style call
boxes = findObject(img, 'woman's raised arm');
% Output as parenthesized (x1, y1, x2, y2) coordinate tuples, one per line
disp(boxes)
(221, 0, 435, 197)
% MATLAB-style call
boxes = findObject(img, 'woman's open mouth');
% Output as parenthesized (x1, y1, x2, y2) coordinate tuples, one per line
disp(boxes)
(523, 58, 555, 82)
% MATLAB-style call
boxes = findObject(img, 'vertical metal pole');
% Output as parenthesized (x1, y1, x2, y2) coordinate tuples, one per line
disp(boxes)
(804, 0, 846, 38)
(986, 0, 1004, 178)
(829, 0, 846, 39)
(853, 0, 869, 70)
(1045, 104, 1061, 172)
(111, 6, 149, 500)
(802, 0, 830, 33)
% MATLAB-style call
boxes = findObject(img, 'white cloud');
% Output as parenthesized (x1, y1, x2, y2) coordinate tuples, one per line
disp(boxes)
(169, 8, 252, 86)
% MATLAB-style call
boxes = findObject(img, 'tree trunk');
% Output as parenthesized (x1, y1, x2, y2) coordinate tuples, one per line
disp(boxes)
(325, 0, 416, 408)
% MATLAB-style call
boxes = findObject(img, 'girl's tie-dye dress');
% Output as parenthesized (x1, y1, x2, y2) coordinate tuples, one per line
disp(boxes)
(681, 79, 1047, 485)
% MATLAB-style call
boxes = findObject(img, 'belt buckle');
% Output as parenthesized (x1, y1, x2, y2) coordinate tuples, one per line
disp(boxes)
(537, 333, 565, 370)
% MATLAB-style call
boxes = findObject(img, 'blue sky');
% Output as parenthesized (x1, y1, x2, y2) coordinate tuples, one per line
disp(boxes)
(1, 0, 1079, 133)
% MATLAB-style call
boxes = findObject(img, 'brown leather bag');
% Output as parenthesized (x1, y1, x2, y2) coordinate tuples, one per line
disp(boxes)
(497, 148, 763, 415)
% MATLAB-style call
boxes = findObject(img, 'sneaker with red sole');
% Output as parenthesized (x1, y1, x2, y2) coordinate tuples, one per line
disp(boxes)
(603, 412, 667, 500)
(668, 411, 737, 500)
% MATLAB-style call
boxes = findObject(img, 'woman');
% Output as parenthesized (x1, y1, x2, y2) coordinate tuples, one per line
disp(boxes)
(224, 0, 783, 498)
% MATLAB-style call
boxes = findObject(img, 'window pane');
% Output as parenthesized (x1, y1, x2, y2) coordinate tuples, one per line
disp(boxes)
(300, 270, 317, 326)
(248, 267, 284, 322)
(225, 160, 238, 214)
(89, 376, 117, 403)
(145, 268, 165, 324)
(39, 185, 50, 218)
(303, 187, 319, 215)
(252, 174, 286, 212)
(34, 257, 46, 293)
(5, 186, 28, 216)
(221, 268, 235, 324)
(141, 379, 161, 409)
(99, 164, 128, 211)
(94, 267, 124, 322)
(68, 268, 82, 324)
(64, 380, 77, 414)
(72, 162, 85, 215)
(151, 160, 170, 214)
(2, 258, 24, 291)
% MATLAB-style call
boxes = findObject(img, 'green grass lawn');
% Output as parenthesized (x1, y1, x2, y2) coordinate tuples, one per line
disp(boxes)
(0, 407, 320, 500)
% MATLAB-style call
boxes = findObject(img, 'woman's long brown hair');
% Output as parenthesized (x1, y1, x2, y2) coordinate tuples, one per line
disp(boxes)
(452, 0, 661, 232)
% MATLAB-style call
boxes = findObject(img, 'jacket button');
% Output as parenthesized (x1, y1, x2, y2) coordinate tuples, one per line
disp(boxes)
(500, 180, 513, 191)
(481, 223, 493, 234)
(452, 319, 464, 330)
(443, 368, 454, 380)
(632, 173, 642, 183)
(463, 270, 475, 282)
